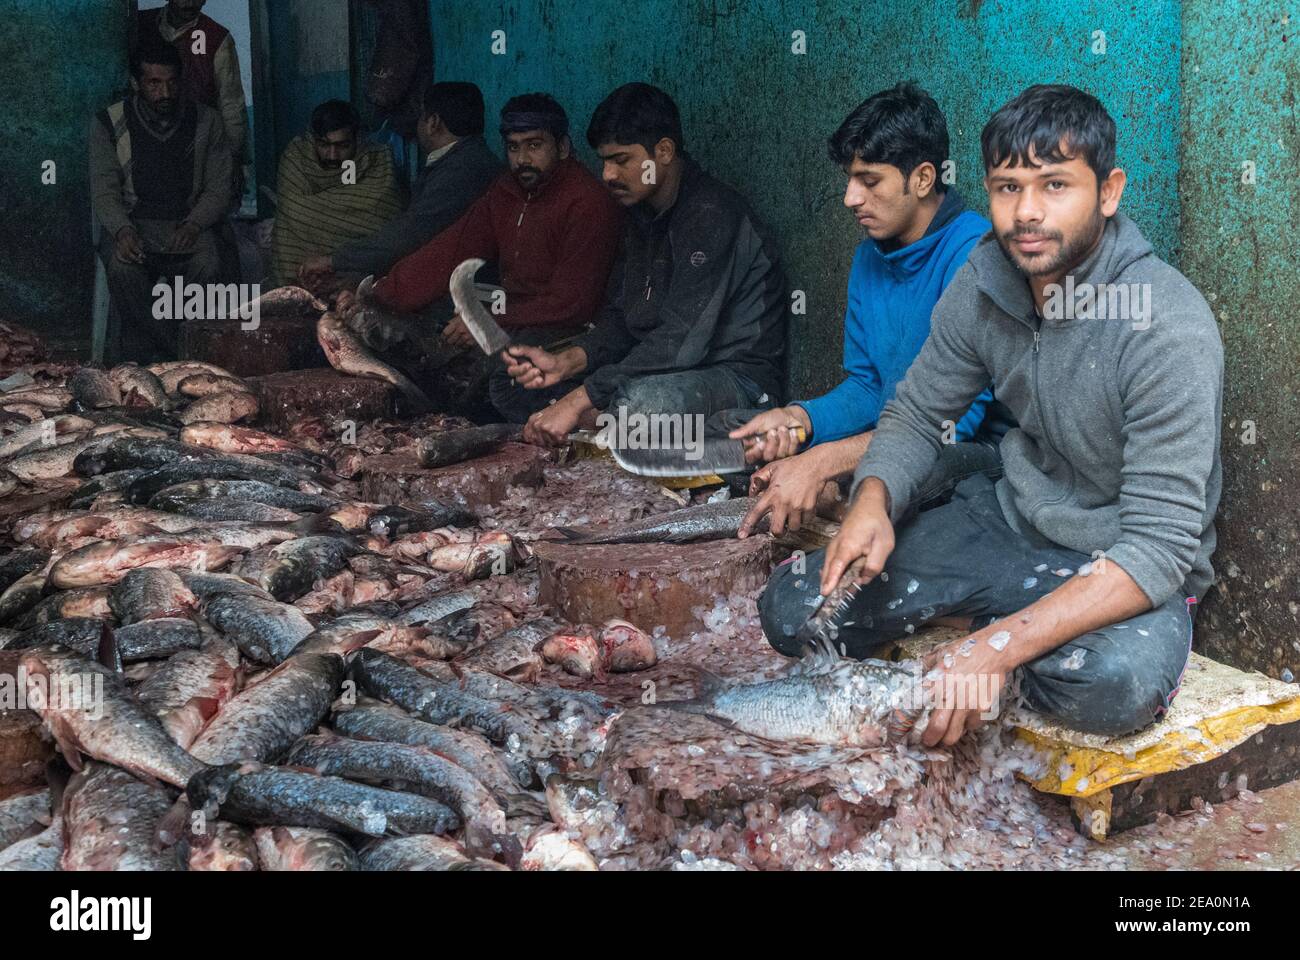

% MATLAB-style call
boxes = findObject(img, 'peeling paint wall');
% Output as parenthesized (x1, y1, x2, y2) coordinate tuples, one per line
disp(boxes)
(426, 0, 1181, 398)
(1180, 2, 1299, 678)
(0, 0, 133, 346)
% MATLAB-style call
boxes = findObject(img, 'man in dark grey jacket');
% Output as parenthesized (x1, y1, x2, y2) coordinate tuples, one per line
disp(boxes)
(298, 81, 501, 285)
(761, 86, 1223, 744)
(499, 83, 787, 438)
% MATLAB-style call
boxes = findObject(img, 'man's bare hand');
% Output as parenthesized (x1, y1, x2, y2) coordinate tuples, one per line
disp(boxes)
(504, 344, 565, 390)
(114, 226, 146, 265)
(739, 448, 830, 537)
(298, 255, 334, 285)
(441, 315, 474, 350)
(819, 478, 894, 596)
(919, 633, 1011, 748)
(523, 395, 583, 446)
(166, 221, 200, 254)
(729, 406, 811, 463)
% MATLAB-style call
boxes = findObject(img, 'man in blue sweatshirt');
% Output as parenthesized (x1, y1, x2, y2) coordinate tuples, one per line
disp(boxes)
(731, 84, 1001, 538)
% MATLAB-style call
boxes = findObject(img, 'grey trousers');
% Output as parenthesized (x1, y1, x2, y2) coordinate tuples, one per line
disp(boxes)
(99, 218, 222, 363)
(758, 473, 1196, 737)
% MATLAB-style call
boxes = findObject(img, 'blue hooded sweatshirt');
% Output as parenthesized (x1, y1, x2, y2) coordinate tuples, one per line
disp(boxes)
(796, 190, 994, 445)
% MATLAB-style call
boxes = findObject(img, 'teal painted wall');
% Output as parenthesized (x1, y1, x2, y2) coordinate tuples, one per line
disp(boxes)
(267, 0, 352, 164)
(0, 0, 133, 346)
(1180, 1, 1299, 677)
(426, 0, 1182, 398)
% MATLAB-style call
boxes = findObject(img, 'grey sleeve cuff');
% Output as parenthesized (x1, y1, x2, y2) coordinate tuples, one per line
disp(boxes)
(849, 456, 916, 525)
(1101, 541, 1186, 608)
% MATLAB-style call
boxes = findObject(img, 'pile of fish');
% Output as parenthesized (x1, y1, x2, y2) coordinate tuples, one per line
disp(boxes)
(0, 322, 50, 378)
(4, 346, 1259, 872)
(0, 354, 717, 871)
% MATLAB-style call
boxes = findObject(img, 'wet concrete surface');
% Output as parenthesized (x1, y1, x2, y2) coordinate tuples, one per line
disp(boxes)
(1067, 778, 1300, 870)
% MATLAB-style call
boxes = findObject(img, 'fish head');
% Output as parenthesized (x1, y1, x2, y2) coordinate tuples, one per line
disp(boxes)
(189, 823, 258, 871)
(294, 833, 358, 871)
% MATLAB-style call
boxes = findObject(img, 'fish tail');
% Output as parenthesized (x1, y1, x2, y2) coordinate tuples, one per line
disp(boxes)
(389, 371, 432, 414)
(288, 512, 349, 537)
(553, 526, 593, 542)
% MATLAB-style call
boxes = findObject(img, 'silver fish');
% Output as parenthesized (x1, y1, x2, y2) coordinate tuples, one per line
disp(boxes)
(254, 825, 358, 871)
(109, 363, 169, 408)
(556, 497, 766, 544)
(69, 368, 123, 409)
(20, 644, 208, 788)
(661, 640, 928, 747)
(189, 653, 344, 764)
(61, 763, 180, 871)
(317, 310, 431, 412)
(359, 834, 510, 872)
(137, 639, 243, 749)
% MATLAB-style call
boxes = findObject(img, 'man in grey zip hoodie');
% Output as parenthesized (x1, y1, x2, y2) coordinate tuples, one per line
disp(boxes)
(759, 85, 1223, 743)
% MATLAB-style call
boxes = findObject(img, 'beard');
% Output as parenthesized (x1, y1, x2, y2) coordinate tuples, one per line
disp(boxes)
(513, 165, 543, 187)
(998, 209, 1105, 278)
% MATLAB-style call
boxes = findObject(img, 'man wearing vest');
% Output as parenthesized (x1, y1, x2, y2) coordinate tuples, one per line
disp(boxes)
(137, 0, 249, 172)
(90, 42, 232, 362)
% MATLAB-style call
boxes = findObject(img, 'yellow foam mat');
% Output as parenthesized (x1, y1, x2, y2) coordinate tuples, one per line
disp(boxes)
(896, 632, 1300, 799)
(1012, 653, 1300, 797)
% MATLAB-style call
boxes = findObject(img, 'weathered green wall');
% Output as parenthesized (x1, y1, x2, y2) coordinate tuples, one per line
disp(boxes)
(267, 0, 353, 164)
(0, 0, 133, 346)
(426, 0, 1182, 398)
(1180, 1, 1299, 678)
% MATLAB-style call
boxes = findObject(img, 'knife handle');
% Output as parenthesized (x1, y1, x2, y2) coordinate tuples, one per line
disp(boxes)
(741, 425, 807, 448)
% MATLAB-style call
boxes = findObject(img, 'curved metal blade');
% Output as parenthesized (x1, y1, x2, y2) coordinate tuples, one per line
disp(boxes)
(450, 258, 512, 355)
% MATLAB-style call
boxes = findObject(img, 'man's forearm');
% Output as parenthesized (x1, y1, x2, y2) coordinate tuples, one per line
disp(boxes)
(855, 475, 892, 515)
(816, 431, 873, 481)
(976, 561, 1153, 670)
(563, 383, 595, 415)
(557, 345, 589, 380)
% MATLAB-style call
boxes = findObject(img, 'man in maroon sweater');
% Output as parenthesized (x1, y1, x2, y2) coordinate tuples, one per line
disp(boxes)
(345, 94, 623, 400)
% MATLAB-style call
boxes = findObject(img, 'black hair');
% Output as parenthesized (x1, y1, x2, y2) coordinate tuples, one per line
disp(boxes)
(310, 100, 360, 139)
(130, 40, 183, 80)
(422, 81, 486, 136)
(827, 83, 948, 188)
(499, 92, 569, 142)
(586, 82, 685, 153)
(980, 84, 1116, 185)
